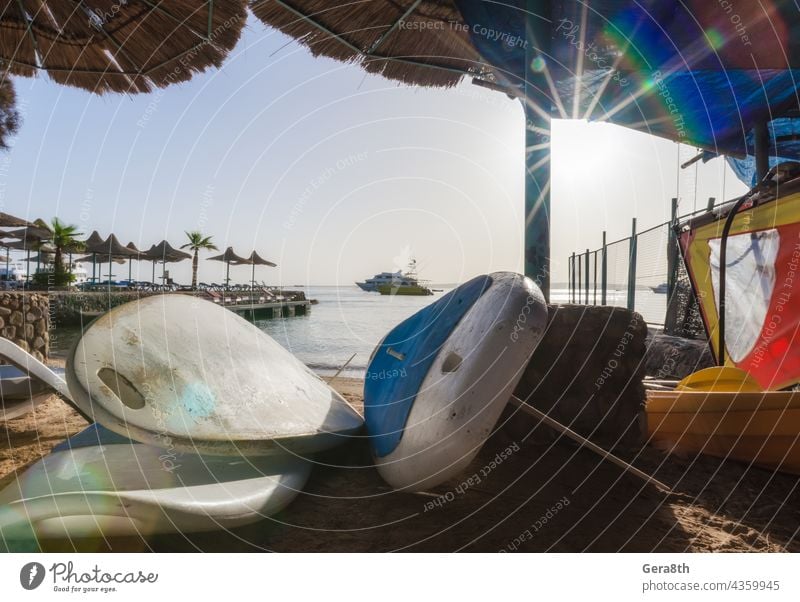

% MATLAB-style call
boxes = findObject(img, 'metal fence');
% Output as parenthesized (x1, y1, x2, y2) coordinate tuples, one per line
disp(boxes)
(567, 197, 721, 330)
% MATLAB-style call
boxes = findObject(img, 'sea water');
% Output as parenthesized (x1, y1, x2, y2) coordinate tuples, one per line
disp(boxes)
(258, 285, 668, 377)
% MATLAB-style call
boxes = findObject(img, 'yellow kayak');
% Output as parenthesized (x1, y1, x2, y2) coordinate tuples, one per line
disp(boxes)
(646, 389, 800, 475)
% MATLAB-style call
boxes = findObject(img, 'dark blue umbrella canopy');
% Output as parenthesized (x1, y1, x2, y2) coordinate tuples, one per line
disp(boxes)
(455, 0, 800, 184)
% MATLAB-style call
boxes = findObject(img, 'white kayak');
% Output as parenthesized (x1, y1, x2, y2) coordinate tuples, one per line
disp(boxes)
(364, 272, 547, 491)
(0, 423, 312, 541)
(66, 294, 363, 456)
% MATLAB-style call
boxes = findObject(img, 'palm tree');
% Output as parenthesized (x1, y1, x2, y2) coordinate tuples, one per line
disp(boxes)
(181, 231, 218, 290)
(50, 218, 84, 284)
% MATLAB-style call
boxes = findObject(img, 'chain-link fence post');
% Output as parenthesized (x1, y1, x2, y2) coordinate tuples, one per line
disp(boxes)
(627, 218, 637, 311)
(584, 248, 589, 304)
(571, 252, 576, 303)
(601, 231, 607, 305)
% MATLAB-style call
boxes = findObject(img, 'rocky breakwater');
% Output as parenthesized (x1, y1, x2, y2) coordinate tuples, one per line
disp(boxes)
(0, 292, 49, 362)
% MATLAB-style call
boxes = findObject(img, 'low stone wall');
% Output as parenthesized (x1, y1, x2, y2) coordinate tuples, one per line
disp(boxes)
(48, 291, 156, 327)
(506, 304, 647, 449)
(0, 292, 49, 362)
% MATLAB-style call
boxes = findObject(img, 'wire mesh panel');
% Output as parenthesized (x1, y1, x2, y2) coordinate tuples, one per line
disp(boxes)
(566, 206, 722, 336)
(634, 224, 670, 324)
(604, 238, 630, 309)
(665, 236, 707, 339)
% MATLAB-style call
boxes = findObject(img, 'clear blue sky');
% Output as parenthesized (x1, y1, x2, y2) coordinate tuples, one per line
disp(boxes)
(0, 16, 747, 286)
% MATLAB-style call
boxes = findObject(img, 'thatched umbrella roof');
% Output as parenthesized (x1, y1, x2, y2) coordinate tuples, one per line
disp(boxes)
(74, 255, 125, 264)
(83, 230, 104, 247)
(0, 238, 31, 250)
(143, 240, 191, 263)
(85, 233, 138, 258)
(0, 211, 32, 228)
(126, 242, 143, 255)
(250, 0, 486, 88)
(208, 246, 248, 264)
(0, 1, 249, 95)
(208, 246, 248, 286)
(3, 224, 51, 242)
(237, 250, 277, 267)
(236, 250, 277, 287)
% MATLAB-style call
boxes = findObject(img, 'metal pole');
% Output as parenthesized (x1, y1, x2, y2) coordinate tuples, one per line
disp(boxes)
(601, 231, 607, 305)
(577, 253, 582, 304)
(627, 218, 637, 311)
(567, 256, 572, 303)
(522, 0, 552, 301)
(754, 121, 770, 182)
(584, 248, 590, 304)
(593, 250, 598, 305)
(667, 198, 678, 301)
(571, 252, 576, 303)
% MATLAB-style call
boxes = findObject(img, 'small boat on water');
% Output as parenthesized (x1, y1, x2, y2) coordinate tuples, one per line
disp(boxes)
(356, 270, 404, 292)
(649, 283, 668, 294)
(357, 260, 434, 296)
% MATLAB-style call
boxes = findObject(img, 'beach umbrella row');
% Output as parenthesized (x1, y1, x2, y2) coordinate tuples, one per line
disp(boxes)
(1, 221, 277, 288)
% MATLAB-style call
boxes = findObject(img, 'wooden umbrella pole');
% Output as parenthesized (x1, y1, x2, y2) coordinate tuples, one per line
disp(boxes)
(508, 395, 671, 493)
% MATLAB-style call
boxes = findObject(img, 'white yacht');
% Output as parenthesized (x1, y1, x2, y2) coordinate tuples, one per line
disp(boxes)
(356, 271, 405, 292)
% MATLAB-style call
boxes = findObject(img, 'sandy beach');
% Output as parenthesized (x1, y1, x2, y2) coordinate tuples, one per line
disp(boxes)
(1, 368, 798, 553)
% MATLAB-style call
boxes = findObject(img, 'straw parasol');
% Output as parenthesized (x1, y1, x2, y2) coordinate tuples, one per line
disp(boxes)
(249, 1, 486, 88)
(125, 242, 143, 282)
(0, 211, 33, 228)
(2, 220, 52, 284)
(84, 234, 139, 283)
(237, 251, 277, 288)
(143, 240, 191, 284)
(208, 247, 248, 287)
(0, 1, 249, 95)
(81, 230, 105, 282)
